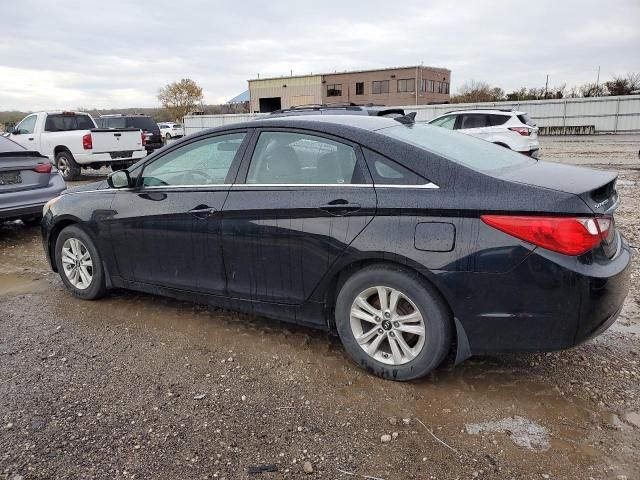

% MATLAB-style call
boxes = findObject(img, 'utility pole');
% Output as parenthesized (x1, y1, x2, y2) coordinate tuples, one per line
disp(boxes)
(595, 66, 601, 97)
(544, 74, 549, 98)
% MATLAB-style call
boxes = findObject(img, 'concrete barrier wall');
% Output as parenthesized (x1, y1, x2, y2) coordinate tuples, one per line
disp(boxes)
(184, 95, 640, 135)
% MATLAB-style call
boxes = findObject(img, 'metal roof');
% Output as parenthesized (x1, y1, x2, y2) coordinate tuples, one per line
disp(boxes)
(227, 90, 250, 104)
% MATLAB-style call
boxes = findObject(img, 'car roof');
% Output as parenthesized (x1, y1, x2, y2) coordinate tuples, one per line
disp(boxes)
(434, 109, 526, 117)
(253, 113, 401, 131)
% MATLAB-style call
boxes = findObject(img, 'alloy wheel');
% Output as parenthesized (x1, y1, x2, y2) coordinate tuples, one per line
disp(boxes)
(349, 286, 426, 365)
(57, 157, 69, 177)
(61, 237, 93, 290)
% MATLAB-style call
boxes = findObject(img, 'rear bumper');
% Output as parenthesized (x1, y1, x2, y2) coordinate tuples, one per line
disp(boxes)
(440, 236, 631, 355)
(75, 150, 146, 165)
(0, 174, 66, 221)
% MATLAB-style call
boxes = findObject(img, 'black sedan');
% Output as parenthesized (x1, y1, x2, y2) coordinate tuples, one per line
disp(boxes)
(41, 115, 631, 381)
(0, 136, 65, 225)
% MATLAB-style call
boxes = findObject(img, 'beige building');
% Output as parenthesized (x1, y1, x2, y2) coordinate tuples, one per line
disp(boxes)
(248, 65, 451, 113)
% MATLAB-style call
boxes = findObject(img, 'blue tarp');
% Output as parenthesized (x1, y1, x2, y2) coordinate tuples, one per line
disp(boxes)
(228, 90, 250, 104)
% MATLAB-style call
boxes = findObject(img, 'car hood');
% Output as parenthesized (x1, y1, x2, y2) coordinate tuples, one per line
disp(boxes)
(63, 180, 108, 194)
(501, 160, 618, 214)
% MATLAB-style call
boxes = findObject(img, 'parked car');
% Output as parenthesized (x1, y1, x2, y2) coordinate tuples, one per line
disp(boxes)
(269, 103, 407, 118)
(8, 111, 146, 181)
(158, 122, 184, 140)
(41, 115, 629, 381)
(95, 114, 163, 154)
(0, 136, 65, 225)
(428, 109, 540, 157)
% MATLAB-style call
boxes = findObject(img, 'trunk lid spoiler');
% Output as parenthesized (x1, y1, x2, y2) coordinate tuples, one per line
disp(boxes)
(501, 161, 618, 215)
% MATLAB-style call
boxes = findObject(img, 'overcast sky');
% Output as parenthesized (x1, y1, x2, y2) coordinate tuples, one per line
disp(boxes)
(1, 0, 639, 111)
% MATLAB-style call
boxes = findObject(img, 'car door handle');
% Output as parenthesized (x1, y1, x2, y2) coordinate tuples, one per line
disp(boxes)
(189, 205, 217, 219)
(28, 137, 34, 141)
(318, 199, 361, 216)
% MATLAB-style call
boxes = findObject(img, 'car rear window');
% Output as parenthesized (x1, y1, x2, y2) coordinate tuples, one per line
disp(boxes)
(517, 113, 535, 126)
(44, 114, 95, 132)
(127, 117, 158, 131)
(378, 123, 535, 174)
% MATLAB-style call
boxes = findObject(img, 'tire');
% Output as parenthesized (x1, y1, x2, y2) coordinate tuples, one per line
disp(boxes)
(21, 215, 42, 227)
(110, 162, 129, 172)
(165, 133, 171, 140)
(54, 225, 107, 300)
(335, 264, 452, 381)
(55, 151, 81, 181)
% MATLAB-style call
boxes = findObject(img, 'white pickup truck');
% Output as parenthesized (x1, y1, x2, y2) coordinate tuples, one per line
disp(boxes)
(8, 111, 147, 180)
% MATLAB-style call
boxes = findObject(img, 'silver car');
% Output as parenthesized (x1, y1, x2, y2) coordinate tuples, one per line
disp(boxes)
(0, 136, 66, 225)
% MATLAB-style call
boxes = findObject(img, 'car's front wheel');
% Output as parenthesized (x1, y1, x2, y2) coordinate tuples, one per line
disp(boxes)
(54, 225, 107, 300)
(335, 265, 452, 381)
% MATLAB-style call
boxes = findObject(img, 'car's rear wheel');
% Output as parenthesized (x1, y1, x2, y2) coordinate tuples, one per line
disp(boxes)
(166, 133, 171, 140)
(54, 225, 107, 300)
(335, 265, 452, 381)
(55, 151, 81, 181)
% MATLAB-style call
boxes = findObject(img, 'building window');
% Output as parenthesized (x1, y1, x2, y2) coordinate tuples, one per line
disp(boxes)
(443, 82, 450, 94)
(355, 82, 364, 95)
(422, 79, 435, 93)
(397, 78, 415, 93)
(372, 80, 389, 94)
(327, 84, 342, 97)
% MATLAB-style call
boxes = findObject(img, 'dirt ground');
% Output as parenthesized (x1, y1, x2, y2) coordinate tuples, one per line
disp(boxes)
(1, 135, 639, 480)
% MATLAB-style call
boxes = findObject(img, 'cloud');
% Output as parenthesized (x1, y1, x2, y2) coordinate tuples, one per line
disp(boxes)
(1, 0, 638, 110)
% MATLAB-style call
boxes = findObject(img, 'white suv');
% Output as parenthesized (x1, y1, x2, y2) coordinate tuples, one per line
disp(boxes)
(428, 109, 540, 157)
(158, 122, 184, 140)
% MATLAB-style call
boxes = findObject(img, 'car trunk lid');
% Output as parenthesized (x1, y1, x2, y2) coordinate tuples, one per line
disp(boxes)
(0, 151, 52, 193)
(500, 161, 618, 214)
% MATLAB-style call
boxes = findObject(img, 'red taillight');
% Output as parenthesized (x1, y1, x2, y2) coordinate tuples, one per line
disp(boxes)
(141, 131, 146, 145)
(508, 127, 531, 136)
(33, 163, 52, 174)
(82, 133, 92, 150)
(481, 215, 612, 256)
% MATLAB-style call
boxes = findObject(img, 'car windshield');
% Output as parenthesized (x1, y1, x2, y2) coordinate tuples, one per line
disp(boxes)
(377, 123, 535, 174)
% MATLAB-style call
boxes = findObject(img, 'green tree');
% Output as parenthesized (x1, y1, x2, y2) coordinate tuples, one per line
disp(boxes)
(157, 78, 204, 122)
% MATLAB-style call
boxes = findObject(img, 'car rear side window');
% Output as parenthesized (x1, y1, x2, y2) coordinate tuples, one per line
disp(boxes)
(363, 149, 429, 186)
(488, 114, 511, 126)
(142, 133, 246, 186)
(517, 113, 535, 126)
(246, 132, 362, 185)
(378, 124, 535, 174)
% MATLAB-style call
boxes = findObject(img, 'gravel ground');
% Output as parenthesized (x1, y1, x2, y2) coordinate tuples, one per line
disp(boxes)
(1, 134, 639, 480)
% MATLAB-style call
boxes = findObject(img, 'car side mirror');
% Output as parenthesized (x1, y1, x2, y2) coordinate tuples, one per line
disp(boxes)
(11, 128, 20, 135)
(107, 169, 132, 189)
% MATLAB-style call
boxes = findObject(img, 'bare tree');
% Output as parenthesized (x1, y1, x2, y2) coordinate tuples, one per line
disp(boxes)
(451, 80, 504, 103)
(157, 78, 204, 122)
(604, 72, 640, 96)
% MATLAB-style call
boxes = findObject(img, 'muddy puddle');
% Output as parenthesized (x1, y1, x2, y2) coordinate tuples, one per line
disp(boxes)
(40, 285, 639, 476)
